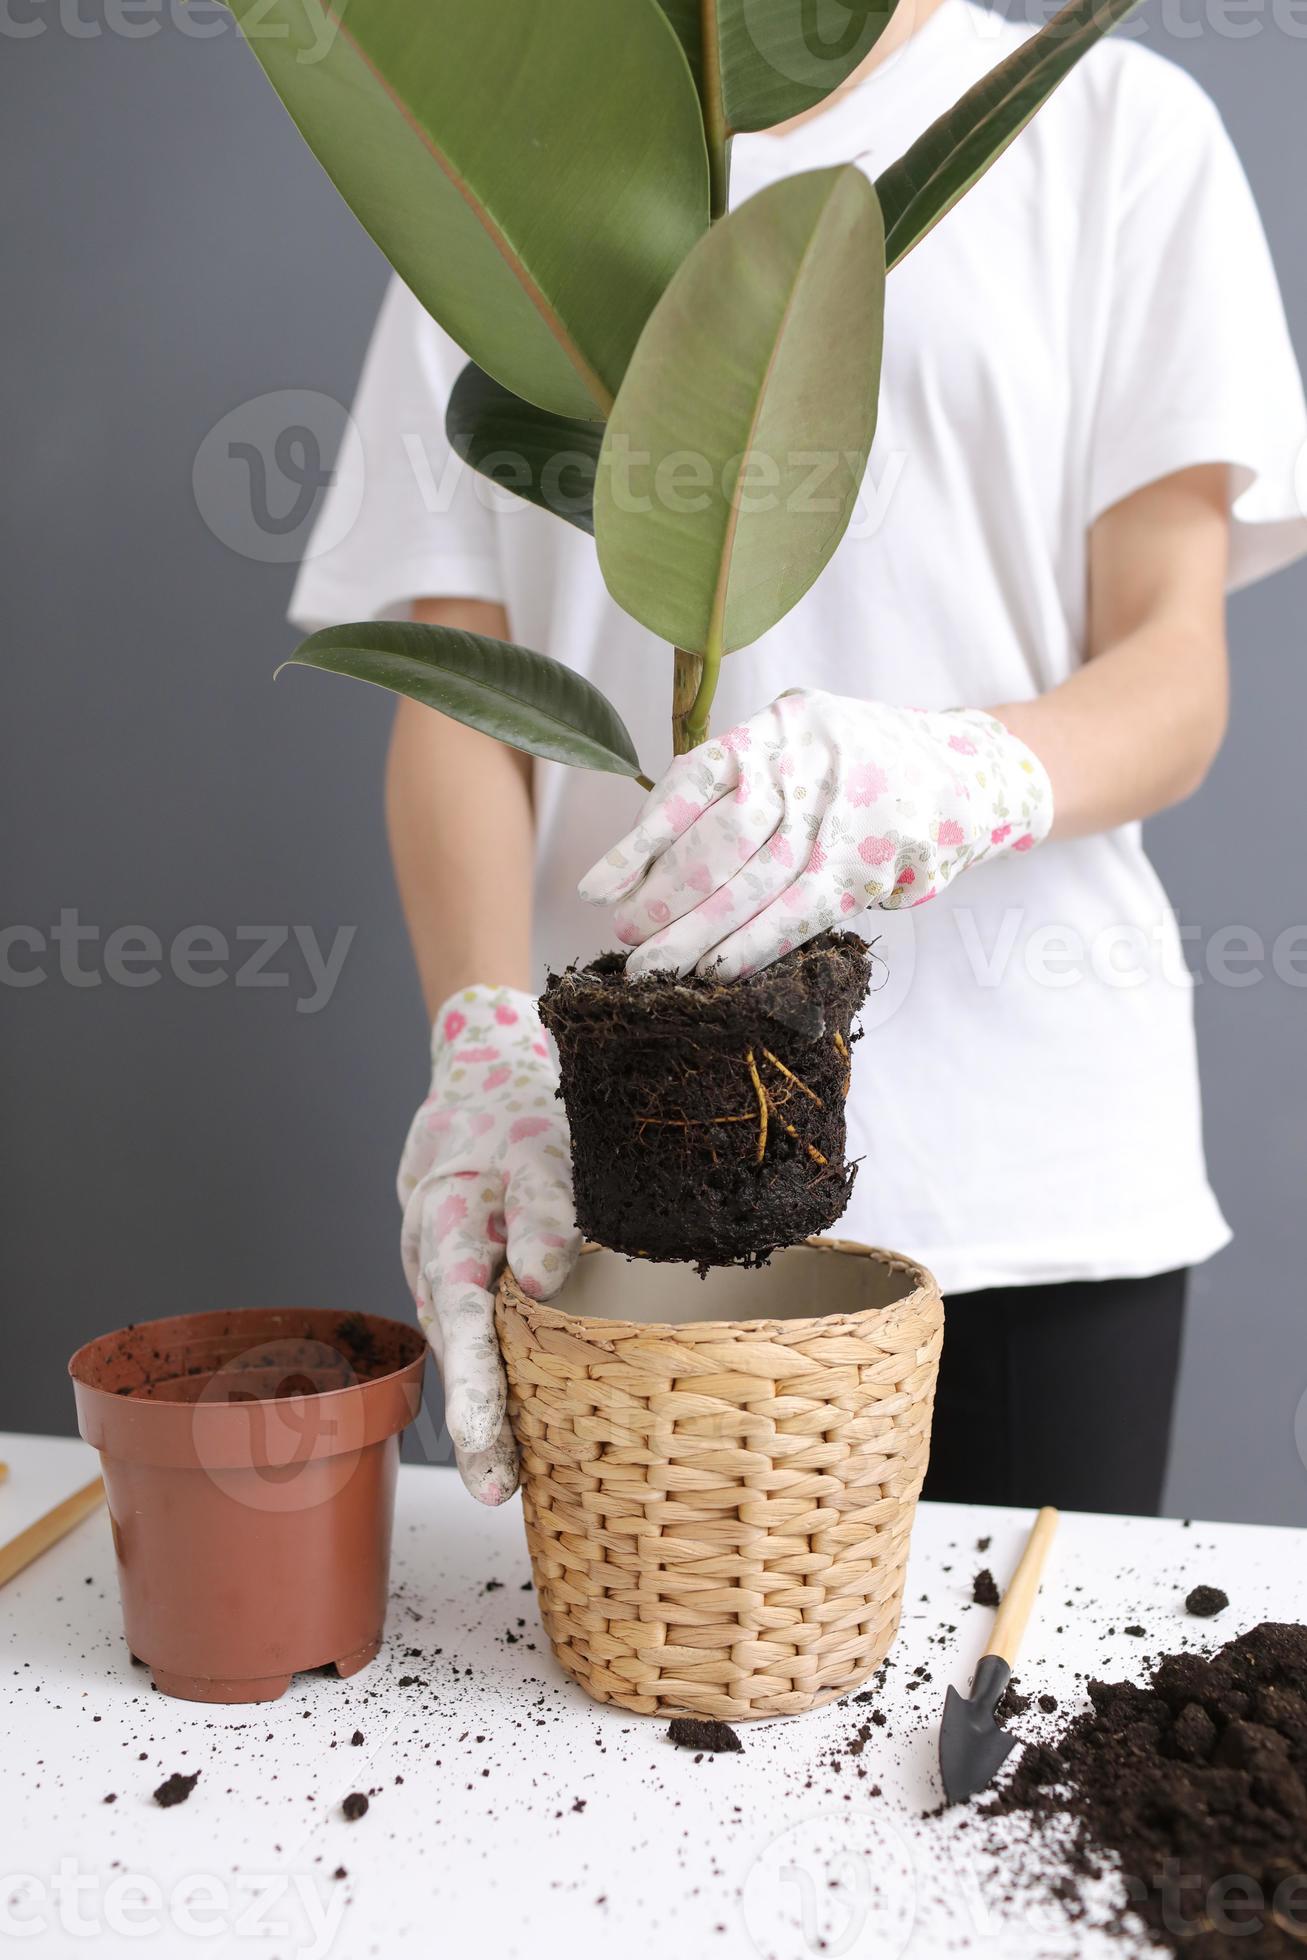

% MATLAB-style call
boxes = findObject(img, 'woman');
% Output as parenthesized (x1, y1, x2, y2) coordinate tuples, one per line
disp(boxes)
(290, 0, 1306, 1515)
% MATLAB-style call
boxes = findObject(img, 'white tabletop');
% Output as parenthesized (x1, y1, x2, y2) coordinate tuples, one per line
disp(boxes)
(1, 1432, 1300, 1960)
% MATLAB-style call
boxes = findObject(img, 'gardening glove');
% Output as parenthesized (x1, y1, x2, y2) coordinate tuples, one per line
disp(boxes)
(579, 689, 1054, 980)
(398, 985, 581, 1506)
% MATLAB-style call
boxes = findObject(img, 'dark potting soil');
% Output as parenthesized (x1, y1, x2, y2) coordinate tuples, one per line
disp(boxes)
(973, 1569, 1001, 1608)
(334, 1313, 384, 1376)
(153, 1770, 199, 1808)
(667, 1717, 744, 1754)
(1187, 1585, 1231, 1618)
(540, 932, 873, 1266)
(985, 1622, 1307, 1956)
(341, 1792, 369, 1820)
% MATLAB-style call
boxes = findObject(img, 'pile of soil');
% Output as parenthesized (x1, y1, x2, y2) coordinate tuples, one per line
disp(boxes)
(667, 1717, 743, 1754)
(987, 1622, 1307, 1955)
(153, 1770, 199, 1808)
(541, 932, 873, 1266)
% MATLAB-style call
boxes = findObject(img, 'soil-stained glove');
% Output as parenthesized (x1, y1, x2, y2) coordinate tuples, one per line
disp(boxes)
(398, 986, 581, 1506)
(579, 690, 1054, 980)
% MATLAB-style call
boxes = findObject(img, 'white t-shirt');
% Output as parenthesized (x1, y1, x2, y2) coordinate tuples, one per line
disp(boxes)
(290, 0, 1307, 1294)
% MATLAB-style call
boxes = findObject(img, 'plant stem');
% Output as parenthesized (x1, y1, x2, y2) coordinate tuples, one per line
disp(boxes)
(672, 649, 704, 756)
(699, 7, 730, 219)
(671, 640, 722, 755)
(707, 133, 731, 223)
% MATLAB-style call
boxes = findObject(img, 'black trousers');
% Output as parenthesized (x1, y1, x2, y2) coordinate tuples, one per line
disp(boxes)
(920, 1269, 1188, 1517)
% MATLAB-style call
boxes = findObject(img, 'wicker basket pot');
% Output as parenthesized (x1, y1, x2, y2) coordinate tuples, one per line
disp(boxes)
(496, 1238, 943, 1721)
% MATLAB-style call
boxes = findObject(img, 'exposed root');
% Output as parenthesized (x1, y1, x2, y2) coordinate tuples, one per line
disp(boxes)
(765, 1093, 829, 1168)
(744, 1049, 769, 1164)
(760, 1048, 823, 1105)
(636, 1048, 828, 1170)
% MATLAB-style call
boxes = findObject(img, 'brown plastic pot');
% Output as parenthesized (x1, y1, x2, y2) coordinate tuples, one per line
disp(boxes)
(69, 1307, 425, 1704)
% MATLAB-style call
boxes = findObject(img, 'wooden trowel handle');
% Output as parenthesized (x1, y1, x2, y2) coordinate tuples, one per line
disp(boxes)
(0, 1477, 105, 1590)
(988, 1506, 1059, 1668)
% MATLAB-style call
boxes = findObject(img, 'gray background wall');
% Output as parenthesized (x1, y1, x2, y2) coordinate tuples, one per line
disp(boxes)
(2, 0, 1303, 1520)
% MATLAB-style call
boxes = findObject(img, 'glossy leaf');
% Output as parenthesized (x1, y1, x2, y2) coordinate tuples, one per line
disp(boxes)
(284, 624, 646, 778)
(594, 165, 885, 662)
(656, 0, 898, 134)
(225, 0, 709, 419)
(877, 0, 1141, 268)
(446, 364, 601, 535)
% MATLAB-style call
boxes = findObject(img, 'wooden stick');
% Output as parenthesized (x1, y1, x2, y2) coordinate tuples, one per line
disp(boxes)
(0, 1477, 106, 1589)
(988, 1506, 1059, 1668)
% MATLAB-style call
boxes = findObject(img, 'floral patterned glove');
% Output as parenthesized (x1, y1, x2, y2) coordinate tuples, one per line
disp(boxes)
(579, 690, 1054, 980)
(398, 986, 581, 1505)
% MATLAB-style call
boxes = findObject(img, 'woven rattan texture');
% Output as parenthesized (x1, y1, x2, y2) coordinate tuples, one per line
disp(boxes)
(496, 1239, 943, 1720)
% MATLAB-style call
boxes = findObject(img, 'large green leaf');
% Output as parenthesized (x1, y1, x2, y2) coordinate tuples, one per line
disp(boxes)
(446, 365, 601, 535)
(225, 0, 708, 419)
(657, 0, 897, 191)
(877, 0, 1140, 269)
(283, 624, 646, 778)
(594, 166, 884, 674)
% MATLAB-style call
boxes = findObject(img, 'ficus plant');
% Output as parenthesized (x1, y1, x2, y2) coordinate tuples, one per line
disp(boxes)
(232, 0, 1138, 774)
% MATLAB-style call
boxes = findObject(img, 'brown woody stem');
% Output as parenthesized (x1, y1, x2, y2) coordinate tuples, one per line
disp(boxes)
(672, 648, 705, 756)
(672, 640, 723, 756)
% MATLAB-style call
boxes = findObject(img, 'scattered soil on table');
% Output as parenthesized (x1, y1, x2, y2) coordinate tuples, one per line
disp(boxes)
(540, 932, 872, 1266)
(973, 1569, 1001, 1608)
(985, 1621, 1307, 1956)
(341, 1792, 369, 1820)
(153, 1770, 199, 1808)
(667, 1717, 743, 1755)
(1187, 1585, 1230, 1618)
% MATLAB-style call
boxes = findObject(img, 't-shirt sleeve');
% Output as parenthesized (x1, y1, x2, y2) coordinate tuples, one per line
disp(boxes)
(288, 277, 503, 633)
(1088, 68, 1307, 592)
